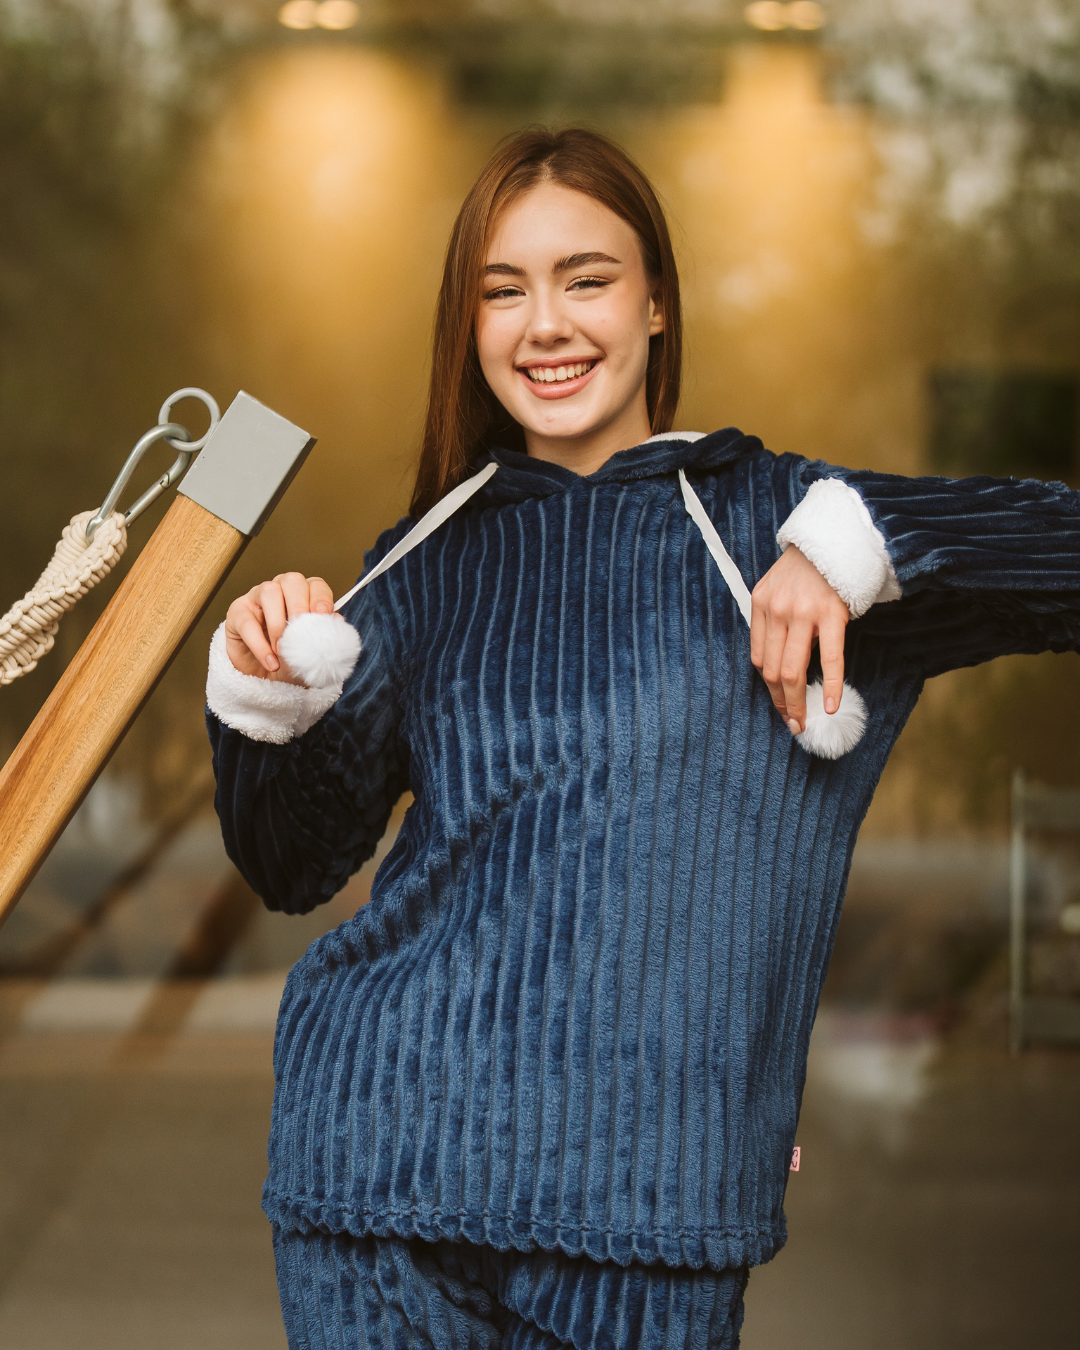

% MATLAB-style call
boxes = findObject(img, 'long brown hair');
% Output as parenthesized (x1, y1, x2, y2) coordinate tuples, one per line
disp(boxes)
(410, 126, 683, 517)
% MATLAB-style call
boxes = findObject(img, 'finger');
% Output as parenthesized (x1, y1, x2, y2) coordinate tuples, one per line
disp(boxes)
(235, 611, 277, 671)
(225, 597, 276, 672)
(818, 611, 847, 715)
(779, 621, 814, 734)
(759, 615, 790, 718)
(750, 593, 768, 671)
(258, 581, 289, 652)
(307, 577, 335, 615)
(276, 571, 312, 621)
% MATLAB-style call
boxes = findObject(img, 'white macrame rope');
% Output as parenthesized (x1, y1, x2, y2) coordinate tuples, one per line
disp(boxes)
(0, 510, 127, 685)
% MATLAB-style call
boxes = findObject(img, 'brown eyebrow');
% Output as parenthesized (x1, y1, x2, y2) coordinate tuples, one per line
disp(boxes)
(553, 251, 621, 271)
(483, 251, 621, 279)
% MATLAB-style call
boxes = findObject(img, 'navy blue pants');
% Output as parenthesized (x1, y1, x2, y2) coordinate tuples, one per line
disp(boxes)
(272, 1228, 749, 1350)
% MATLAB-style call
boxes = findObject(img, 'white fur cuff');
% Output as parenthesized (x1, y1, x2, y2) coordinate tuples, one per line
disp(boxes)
(776, 478, 902, 618)
(206, 624, 344, 744)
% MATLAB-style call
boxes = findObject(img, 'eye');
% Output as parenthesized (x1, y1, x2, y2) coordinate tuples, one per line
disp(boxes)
(568, 275, 610, 291)
(483, 284, 524, 301)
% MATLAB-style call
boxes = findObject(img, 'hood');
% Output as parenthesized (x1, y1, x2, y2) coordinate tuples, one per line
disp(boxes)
(333, 427, 762, 623)
(329, 422, 865, 762)
(475, 427, 763, 505)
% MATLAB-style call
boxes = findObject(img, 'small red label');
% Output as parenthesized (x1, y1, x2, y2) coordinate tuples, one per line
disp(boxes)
(790, 1146, 801, 1172)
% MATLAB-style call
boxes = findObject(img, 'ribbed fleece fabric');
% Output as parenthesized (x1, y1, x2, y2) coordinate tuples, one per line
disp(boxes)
(208, 429, 1080, 1272)
(272, 1227, 748, 1350)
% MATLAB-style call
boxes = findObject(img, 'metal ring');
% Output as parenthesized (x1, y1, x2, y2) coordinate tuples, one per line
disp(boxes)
(158, 387, 220, 451)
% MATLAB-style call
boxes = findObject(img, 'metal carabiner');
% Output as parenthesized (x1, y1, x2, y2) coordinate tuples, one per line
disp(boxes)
(85, 388, 220, 543)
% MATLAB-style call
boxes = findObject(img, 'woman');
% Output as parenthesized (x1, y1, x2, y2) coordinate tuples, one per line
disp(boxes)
(206, 127, 1080, 1348)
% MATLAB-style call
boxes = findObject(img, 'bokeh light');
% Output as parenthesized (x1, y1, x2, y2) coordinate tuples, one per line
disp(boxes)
(745, 2, 787, 31)
(278, 0, 360, 32)
(278, 0, 319, 29)
(317, 0, 360, 30)
(789, 1, 826, 29)
(745, 1, 825, 32)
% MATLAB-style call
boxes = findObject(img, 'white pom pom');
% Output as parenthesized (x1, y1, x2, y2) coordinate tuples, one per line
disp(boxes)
(794, 681, 867, 760)
(278, 612, 361, 689)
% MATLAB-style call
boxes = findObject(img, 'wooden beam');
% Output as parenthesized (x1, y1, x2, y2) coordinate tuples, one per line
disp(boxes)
(0, 495, 244, 923)
(0, 390, 316, 927)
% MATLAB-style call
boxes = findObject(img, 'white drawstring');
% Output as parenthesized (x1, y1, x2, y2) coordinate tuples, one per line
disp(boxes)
(678, 468, 867, 759)
(337, 463, 754, 627)
(334, 462, 498, 613)
(678, 469, 753, 626)
(328, 457, 864, 760)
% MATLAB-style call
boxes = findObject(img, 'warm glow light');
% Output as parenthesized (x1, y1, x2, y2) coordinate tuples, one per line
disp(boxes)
(278, 0, 319, 29)
(191, 45, 459, 548)
(317, 0, 360, 29)
(745, 1, 825, 31)
(788, 1, 826, 30)
(278, 0, 360, 30)
(745, 1, 788, 31)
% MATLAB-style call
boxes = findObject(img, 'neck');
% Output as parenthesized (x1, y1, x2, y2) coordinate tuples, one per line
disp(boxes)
(522, 392, 652, 478)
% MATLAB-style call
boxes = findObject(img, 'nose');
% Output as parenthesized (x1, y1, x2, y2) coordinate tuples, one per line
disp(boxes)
(523, 287, 574, 348)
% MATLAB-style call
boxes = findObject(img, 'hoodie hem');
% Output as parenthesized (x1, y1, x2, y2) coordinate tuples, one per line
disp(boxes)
(261, 1192, 786, 1272)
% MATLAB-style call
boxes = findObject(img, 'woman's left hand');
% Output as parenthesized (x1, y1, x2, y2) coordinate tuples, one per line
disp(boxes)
(750, 546, 850, 735)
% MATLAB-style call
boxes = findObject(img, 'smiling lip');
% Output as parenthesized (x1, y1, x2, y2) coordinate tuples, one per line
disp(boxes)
(517, 358, 601, 400)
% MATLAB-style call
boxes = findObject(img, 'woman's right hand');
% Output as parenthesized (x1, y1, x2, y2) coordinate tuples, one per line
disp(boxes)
(224, 572, 335, 682)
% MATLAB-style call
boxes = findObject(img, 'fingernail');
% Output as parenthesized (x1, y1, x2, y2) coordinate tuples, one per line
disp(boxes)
(825, 697, 837, 713)
(265, 655, 278, 670)
(787, 718, 802, 735)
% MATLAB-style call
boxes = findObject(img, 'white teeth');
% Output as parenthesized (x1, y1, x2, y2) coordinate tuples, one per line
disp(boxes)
(525, 361, 595, 383)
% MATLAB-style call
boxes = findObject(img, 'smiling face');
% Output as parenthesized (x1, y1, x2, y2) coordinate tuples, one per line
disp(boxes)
(475, 181, 664, 474)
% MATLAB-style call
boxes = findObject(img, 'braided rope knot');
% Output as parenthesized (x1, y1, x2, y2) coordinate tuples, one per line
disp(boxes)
(0, 511, 127, 685)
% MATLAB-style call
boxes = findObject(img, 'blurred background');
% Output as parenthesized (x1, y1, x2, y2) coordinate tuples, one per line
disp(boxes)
(0, 1, 1078, 1345)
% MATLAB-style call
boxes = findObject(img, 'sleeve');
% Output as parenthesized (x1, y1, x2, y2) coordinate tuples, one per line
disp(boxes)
(206, 580, 410, 915)
(779, 459, 1080, 678)
(205, 621, 347, 744)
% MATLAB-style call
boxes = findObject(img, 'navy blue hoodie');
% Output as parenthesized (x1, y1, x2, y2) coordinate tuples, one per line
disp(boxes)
(208, 429, 1080, 1270)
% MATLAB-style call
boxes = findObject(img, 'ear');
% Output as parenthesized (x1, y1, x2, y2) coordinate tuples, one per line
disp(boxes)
(648, 287, 665, 337)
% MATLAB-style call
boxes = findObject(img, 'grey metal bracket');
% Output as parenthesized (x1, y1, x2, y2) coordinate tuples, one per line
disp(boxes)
(177, 390, 316, 537)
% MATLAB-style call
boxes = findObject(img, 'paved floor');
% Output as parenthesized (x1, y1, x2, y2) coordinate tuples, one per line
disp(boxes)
(0, 996, 1075, 1349)
(0, 791, 1076, 1347)
(0, 1029, 284, 1350)
(744, 1032, 1080, 1349)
